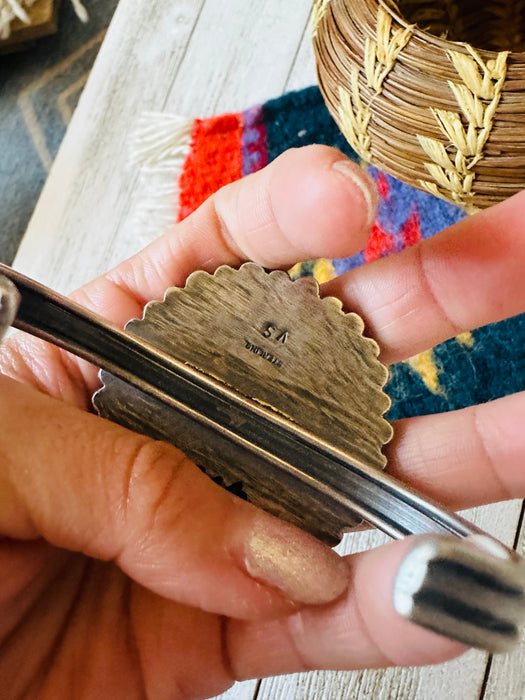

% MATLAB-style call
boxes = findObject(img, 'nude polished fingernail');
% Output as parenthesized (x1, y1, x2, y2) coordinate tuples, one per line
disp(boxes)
(393, 535, 525, 653)
(245, 514, 349, 605)
(332, 160, 377, 229)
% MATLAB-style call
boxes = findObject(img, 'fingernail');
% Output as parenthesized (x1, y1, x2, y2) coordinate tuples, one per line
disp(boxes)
(244, 514, 349, 605)
(332, 160, 377, 229)
(393, 535, 525, 653)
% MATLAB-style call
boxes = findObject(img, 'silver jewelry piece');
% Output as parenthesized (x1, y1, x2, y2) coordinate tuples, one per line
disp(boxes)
(1, 261, 524, 653)
(0, 274, 20, 342)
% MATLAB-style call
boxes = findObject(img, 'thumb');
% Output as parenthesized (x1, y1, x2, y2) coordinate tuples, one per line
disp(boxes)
(0, 374, 349, 619)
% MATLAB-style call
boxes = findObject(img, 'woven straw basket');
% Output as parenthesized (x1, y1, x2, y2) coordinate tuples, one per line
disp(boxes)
(312, 0, 525, 211)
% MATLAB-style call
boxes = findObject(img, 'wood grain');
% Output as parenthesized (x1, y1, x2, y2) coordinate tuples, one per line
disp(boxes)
(11, 0, 525, 697)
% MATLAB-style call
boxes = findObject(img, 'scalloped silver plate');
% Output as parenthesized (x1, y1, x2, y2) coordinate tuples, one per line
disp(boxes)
(94, 263, 392, 543)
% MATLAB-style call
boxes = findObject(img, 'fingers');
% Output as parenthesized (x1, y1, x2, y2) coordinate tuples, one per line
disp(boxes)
(0, 540, 67, 643)
(0, 374, 349, 619)
(1, 145, 376, 401)
(385, 391, 525, 511)
(226, 536, 488, 679)
(227, 531, 525, 678)
(324, 189, 525, 364)
(76, 145, 376, 329)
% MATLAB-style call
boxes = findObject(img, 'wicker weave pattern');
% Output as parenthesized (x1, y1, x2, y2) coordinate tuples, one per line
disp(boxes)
(313, 0, 525, 210)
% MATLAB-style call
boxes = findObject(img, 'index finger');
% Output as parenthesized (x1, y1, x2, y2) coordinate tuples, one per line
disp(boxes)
(2, 145, 376, 399)
(75, 145, 376, 331)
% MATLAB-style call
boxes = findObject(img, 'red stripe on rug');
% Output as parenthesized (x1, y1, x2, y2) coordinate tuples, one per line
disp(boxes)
(365, 221, 395, 262)
(177, 113, 244, 221)
(401, 209, 422, 248)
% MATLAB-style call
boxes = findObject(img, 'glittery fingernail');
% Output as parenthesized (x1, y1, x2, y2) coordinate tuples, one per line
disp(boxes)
(244, 514, 349, 605)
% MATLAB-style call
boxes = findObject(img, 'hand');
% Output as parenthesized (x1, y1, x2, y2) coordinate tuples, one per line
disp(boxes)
(0, 144, 522, 699)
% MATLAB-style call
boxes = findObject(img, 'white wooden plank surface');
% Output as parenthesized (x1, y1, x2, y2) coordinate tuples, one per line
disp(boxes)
(259, 503, 522, 700)
(482, 520, 525, 700)
(15, 0, 317, 290)
(11, 0, 525, 697)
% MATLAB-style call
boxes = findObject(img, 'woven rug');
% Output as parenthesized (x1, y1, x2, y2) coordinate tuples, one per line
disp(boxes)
(0, 0, 118, 263)
(132, 86, 525, 420)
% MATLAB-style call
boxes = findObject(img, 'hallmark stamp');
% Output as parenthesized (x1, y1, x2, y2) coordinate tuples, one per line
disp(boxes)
(244, 339, 283, 367)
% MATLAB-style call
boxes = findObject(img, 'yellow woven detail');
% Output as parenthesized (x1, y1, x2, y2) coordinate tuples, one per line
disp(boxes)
(364, 7, 413, 93)
(417, 46, 508, 209)
(338, 69, 372, 161)
(287, 262, 303, 280)
(418, 178, 478, 213)
(312, 258, 336, 283)
(406, 349, 443, 395)
(309, 0, 331, 38)
(456, 331, 475, 348)
(448, 48, 508, 101)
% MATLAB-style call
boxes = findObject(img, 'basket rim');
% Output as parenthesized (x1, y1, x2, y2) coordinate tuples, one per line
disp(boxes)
(376, 0, 525, 59)
(312, 0, 525, 210)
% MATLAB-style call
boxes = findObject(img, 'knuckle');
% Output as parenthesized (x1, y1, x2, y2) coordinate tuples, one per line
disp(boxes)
(416, 244, 462, 336)
(120, 437, 192, 540)
(211, 185, 245, 260)
(472, 404, 514, 502)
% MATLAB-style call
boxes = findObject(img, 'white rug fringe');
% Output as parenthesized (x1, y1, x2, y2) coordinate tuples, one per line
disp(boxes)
(70, 0, 88, 23)
(130, 111, 194, 246)
(0, 0, 88, 40)
(0, 0, 35, 38)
